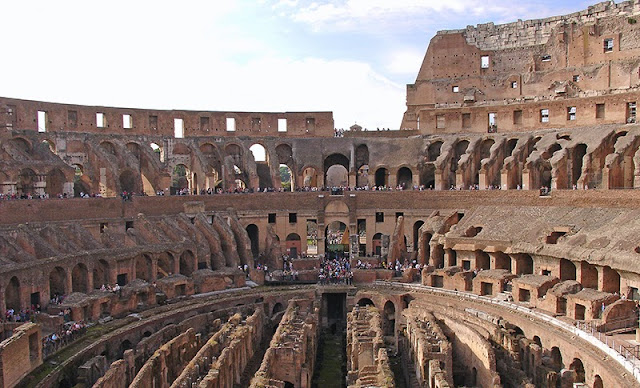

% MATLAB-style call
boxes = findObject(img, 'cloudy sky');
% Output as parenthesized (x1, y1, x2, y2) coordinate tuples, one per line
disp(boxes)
(3, 0, 592, 129)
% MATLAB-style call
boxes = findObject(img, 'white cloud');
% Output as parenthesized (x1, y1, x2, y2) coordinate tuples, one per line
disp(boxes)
(289, 0, 582, 33)
(385, 49, 425, 76)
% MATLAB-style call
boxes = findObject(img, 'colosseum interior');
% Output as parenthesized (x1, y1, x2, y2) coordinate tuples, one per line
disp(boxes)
(3, 1, 640, 387)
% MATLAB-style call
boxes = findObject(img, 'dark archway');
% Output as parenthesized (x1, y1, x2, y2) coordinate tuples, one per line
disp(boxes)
(135, 254, 153, 282)
(119, 170, 138, 193)
(179, 250, 195, 277)
(413, 221, 424, 254)
(5, 277, 21, 311)
(357, 298, 375, 306)
(46, 168, 66, 197)
(383, 301, 396, 336)
(569, 358, 585, 383)
(157, 252, 174, 279)
(428, 141, 443, 162)
(246, 224, 259, 259)
(71, 263, 89, 293)
(324, 153, 350, 187)
(49, 266, 67, 297)
(375, 168, 388, 187)
(572, 144, 587, 187)
(93, 260, 109, 288)
(397, 167, 413, 189)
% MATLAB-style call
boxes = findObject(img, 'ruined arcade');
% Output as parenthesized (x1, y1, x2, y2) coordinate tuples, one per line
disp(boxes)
(3, 2, 640, 387)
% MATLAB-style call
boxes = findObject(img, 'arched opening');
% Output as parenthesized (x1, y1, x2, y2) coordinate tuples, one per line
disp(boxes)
(383, 301, 396, 336)
(432, 244, 444, 268)
(307, 220, 318, 255)
(572, 144, 587, 187)
(326, 165, 348, 187)
(375, 168, 388, 187)
(560, 258, 576, 280)
(119, 170, 138, 193)
(49, 267, 67, 298)
(179, 250, 195, 277)
(413, 221, 424, 253)
(172, 164, 190, 194)
(372, 233, 383, 257)
(420, 164, 436, 189)
(5, 277, 21, 311)
(357, 298, 375, 306)
(593, 375, 603, 388)
(135, 255, 152, 282)
(71, 263, 88, 293)
(285, 233, 301, 259)
(250, 143, 272, 189)
(326, 221, 349, 257)
(157, 252, 174, 279)
(93, 260, 109, 288)
(72, 164, 90, 197)
(550, 346, 563, 370)
(357, 165, 369, 187)
(100, 141, 117, 156)
(451, 140, 470, 187)
(494, 252, 511, 272)
(540, 163, 552, 189)
(283, 382, 294, 388)
(272, 302, 284, 317)
(514, 254, 533, 275)
(246, 224, 259, 259)
(324, 153, 350, 188)
(428, 141, 443, 162)
(17, 168, 37, 197)
(279, 164, 293, 191)
(506, 139, 518, 156)
(475, 250, 490, 270)
(479, 139, 495, 160)
(580, 261, 598, 289)
(46, 168, 66, 197)
(126, 142, 140, 160)
(533, 336, 542, 347)
(602, 266, 620, 293)
(397, 167, 413, 189)
(302, 166, 319, 188)
(150, 142, 164, 162)
(569, 358, 585, 383)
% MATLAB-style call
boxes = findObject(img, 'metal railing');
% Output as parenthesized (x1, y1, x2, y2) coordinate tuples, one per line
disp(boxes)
(373, 281, 640, 383)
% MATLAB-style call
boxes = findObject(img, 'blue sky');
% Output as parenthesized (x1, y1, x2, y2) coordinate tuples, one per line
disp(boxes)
(2, 0, 593, 129)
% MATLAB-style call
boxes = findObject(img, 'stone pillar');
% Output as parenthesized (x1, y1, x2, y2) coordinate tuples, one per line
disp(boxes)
(34, 174, 46, 196)
(522, 169, 530, 190)
(63, 181, 74, 197)
(100, 167, 108, 196)
(65, 268, 73, 295)
(1, 181, 16, 195)
(151, 258, 158, 282)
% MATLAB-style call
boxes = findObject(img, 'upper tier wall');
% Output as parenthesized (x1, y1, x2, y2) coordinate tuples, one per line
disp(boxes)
(0, 97, 335, 138)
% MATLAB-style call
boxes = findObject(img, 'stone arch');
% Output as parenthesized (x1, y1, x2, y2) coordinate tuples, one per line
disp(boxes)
(569, 358, 585, 383)
(172, 164, 190, 193)
(286, 233, 301, 258)
(326, 221, 349, 255)
(505, 138, 518, 157)
(571, 144, 587, 188)
(593, 375, 603, 388)
(397, 166, 413, 189)
(100, 141, 117, 156)
(279, 164, 294, 192)
(475, 250, 490, 270)
(157, 252, 174, 279)
(93, 259, 109, 288)
(49, 266, 67, 297)
(514, 254, 533, 275)
(375, 167, 389, 187)
(45, 168, 67, 197)
(126, 142, 141, 159)
(602, 266, 620, 293)
(427, 141, 443, 162)
(72, 164, 91, 197)
(479, 138, 494, 160)
(301, 165, 320, 188)
(17, 168, 37, 196)
(42, 139, 56, 154)
(324, 153, 349, 187)
(493, 252, 511, 271)
(250, 143, 272, 189)
(225, 143, 243, 165)
(119, 169, 138, 193)
(172, 142, 191, 155)
(272, 302, 284, 317)
(372, 232, 383, 256)
(150, 142, 164, 162)
(71, 263, 89, 293)
(432, 244, 445, 268)
(179, 250, 195, 277)
(246, 224, 259, 258)
(249, 143, 267, 162)
(9, 137, 32, 154)
(420, 163, 436, 189)
(580, 261, 598, 289)
(383, 300, 396, 336)
(135, 254, 153, 282)
(560, 258, 576, 281)
(357, 298, 375, 307)
(550, 346, 563, 370)
(5, 276, 21, 311)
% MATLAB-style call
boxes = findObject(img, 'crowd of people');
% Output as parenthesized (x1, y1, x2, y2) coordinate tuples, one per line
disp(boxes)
(42, 321, 89, 357)
(318, 254, 354, 285)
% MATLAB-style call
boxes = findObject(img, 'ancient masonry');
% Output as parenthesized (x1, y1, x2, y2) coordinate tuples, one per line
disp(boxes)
(2, 2, 640, 388)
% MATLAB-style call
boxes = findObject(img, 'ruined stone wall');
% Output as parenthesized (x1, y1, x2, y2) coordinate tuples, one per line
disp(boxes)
(0, 97, 334, 138)
(0, 322, 41, 388)
(173, 308, 264, 388)
(403, 2, 640, 133)
(250, 298, 319, 388)
(402, 308, 453, 387)
(346, 305, 394, 387)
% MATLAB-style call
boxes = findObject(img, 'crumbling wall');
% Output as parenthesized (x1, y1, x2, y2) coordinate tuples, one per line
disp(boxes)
(0, 323, 41, 388)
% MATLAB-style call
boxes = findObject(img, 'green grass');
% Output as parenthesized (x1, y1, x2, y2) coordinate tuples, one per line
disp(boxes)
(312, 331, 346, 388)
